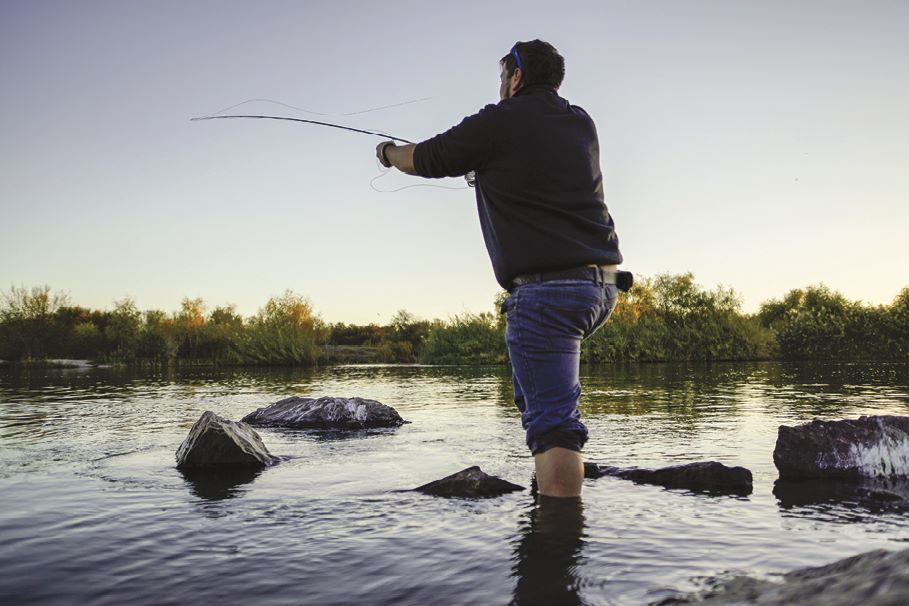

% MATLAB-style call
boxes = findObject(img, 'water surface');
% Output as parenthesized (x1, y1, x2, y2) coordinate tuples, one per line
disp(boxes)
(1, 362, 908, 605)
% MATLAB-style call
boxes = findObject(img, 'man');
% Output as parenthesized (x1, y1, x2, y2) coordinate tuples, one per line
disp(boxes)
(376, 40, 623, 498)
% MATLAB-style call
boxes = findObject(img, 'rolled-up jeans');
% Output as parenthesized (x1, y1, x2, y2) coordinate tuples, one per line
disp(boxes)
(501, 279, 618, 455)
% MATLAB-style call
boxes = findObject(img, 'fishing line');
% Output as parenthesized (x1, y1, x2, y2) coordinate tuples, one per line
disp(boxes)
(202, 97, 432, 118)
(193, 97, 471, 192)
(369, 160, 469, 193)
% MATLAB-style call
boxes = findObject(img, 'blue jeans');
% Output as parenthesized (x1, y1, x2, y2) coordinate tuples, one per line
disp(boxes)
(501, 280, 618, 455)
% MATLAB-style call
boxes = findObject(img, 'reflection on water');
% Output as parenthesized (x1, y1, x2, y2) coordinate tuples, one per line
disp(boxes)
(180, 467, 263, 501)
(774, 478, 909, 514)
(511, 496, 587, 606)
(1, 361, 908, 605)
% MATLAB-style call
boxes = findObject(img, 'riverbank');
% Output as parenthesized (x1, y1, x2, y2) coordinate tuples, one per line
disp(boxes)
(2, 276, 906, 367)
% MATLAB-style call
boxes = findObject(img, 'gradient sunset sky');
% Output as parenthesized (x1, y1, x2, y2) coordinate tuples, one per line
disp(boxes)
(2, 1, 907, 324)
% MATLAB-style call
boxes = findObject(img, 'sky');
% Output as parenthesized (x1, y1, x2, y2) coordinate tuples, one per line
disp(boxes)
(1, 0, 907, 324)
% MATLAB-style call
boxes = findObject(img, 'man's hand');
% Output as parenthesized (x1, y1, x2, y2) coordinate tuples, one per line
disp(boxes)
(376, 141, 395, 168)
(374, 141, 418, 175)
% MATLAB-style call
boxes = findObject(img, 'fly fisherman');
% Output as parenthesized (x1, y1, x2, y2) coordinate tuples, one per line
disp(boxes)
(376, 40, 625, 498)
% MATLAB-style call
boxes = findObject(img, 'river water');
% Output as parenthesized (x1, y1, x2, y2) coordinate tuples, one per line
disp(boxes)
(1, 362, 908, 605)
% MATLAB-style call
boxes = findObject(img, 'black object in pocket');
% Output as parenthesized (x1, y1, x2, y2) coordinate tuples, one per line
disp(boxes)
(616, 271, 634, 292)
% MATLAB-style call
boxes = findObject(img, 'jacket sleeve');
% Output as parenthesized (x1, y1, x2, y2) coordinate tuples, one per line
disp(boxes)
(413, 104, 499, 178)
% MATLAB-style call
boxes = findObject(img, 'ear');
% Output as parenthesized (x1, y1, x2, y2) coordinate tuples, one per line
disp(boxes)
(511, 67, 523, 93)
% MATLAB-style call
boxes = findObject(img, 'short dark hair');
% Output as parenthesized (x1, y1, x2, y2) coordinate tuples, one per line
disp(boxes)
(500, 39, 565, 90)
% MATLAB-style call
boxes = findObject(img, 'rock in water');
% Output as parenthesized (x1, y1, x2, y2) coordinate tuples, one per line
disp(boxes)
(658, 546, 909, 605)
(584, 461, 604, 478)
(176, 411, 277, 469)
(774, 415, 909, 480)
(414, 466, 525, 498)
(588, 461, 753, 494)
(242, 396, 406, 429)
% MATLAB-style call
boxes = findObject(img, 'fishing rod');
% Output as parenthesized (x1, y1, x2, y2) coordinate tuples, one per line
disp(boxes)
(189, 114, 414, 144)
(191, 101, 472, 191)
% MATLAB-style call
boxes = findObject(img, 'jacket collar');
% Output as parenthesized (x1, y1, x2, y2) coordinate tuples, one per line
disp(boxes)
(513, 84, 557, 97)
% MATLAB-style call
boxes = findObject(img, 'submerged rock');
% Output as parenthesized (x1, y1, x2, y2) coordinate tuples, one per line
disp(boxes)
(414, 466, 525, 498)
(242, 396, 406, 429)
(586, 461, 753, 494)
(176, 411, 278, 469)
(658, 546, 909, 605)
(774, 415, 909, 481)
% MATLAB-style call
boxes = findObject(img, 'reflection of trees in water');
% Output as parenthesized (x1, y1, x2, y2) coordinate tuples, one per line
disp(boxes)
(0, 364, 320, 397)
(510, 496, 589, 606)
(576, 361, 909, 422)
(752, 361, 909, 418)
(580, 362, 759, 418)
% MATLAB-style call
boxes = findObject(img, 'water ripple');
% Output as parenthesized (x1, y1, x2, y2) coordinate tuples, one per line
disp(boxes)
(1, 362, 908, 605)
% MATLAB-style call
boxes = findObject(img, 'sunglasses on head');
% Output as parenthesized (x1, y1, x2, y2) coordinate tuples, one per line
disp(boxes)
(510, 45, 523, 71)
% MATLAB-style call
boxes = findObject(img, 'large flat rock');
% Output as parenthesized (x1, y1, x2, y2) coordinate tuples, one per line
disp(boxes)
(242, 396, 406, 429)
(585, 461, 753, 495)
(658, 546, 909, 605)
(774, 415, 909, 481)
(414, 466, 524, 498)
(176, 411, 277, 469)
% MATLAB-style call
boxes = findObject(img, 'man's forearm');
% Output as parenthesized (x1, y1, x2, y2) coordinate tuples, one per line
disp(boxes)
(385, 144, 417, 175)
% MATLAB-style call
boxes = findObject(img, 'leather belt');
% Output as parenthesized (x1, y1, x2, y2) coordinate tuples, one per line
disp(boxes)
(510, 265, 619, 289)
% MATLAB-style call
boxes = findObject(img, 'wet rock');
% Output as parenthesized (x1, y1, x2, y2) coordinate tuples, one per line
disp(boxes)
(584, 461, 604, 478)
(176, 411, 278, 469)
(242, 396, 406, 429)
(657, 546, 909, 605)
(774, 415, 909, 481)
(414, 466, 524, 498)
(586, 461, 752, 494)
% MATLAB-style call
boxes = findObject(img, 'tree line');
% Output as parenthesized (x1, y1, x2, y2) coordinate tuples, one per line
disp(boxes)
(0, 275, 906, 367)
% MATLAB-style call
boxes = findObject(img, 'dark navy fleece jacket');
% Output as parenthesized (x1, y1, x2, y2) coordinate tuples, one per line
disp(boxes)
(413, 84, 622, 289)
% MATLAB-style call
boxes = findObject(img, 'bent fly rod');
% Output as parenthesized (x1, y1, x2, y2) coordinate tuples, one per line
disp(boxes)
(189, 114, 414, 144)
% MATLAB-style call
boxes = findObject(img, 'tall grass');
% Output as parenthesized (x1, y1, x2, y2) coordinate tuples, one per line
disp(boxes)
(0, 288, 325, 367)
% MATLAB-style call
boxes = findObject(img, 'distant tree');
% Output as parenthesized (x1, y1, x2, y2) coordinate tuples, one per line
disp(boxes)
(386, 309, 433, 360)
(139, 309, 178, 364)
(105, 298, 142, 361)
(886, 288, 909, 359)
(240, 290, 325, 365)
(0, 285, 70, 359)
(175, 297, 207, 358)
(203, 304, 244, 363)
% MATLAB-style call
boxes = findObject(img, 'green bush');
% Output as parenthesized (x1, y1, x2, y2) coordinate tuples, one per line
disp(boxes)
(0, 285, 69, 360)
(759, 285, 909, 360)
(420, 312, 507, 364)
(583, 274, 775, 362)
(237, 291, 325, 366)
(1, 278, 905, 366)
(105, 298, 142, 362)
